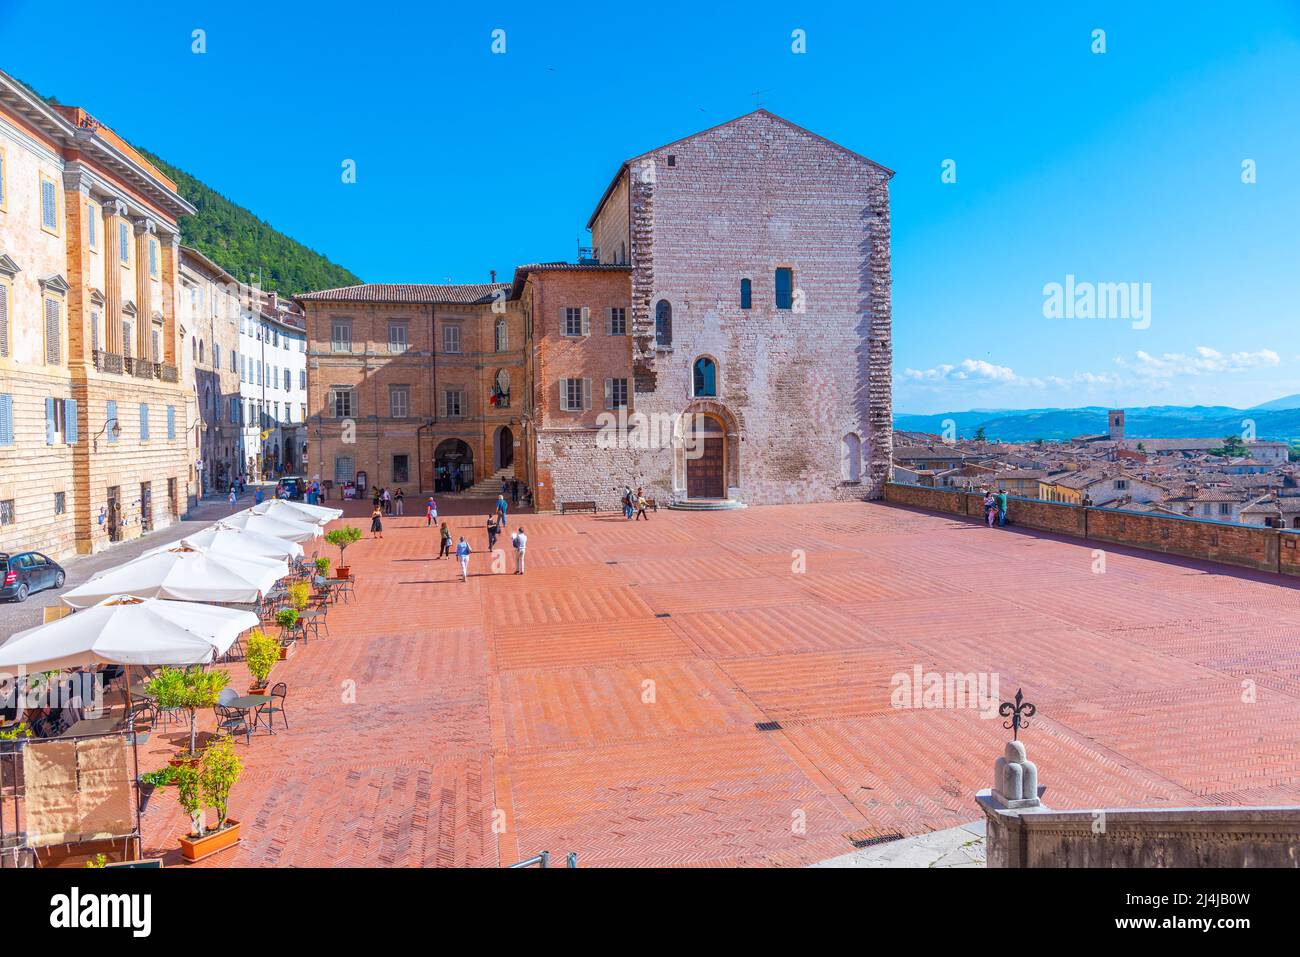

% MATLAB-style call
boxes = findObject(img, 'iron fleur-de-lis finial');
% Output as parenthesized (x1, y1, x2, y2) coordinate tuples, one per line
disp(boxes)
(999, 688, 1036, 741)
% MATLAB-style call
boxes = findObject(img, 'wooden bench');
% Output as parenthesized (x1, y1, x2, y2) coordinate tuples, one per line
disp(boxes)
(559, 501, 598, 514)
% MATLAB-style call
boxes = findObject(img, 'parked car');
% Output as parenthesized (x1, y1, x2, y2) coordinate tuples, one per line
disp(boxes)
(0, 551, 66, 602)
(276, 476, 306, 501)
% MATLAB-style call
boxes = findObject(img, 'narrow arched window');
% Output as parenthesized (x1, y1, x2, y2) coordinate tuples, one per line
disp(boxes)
(740, 278, 751, 309)
(693, 356, 717, 397)
(841, 433, 862, 482)
(655, 299, 672, 346)
(775, 268, 793, 310)
(495, 317, 508, 352)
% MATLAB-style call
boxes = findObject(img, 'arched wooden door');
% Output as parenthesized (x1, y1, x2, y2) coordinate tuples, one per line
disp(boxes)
(685, 414, 725, 498)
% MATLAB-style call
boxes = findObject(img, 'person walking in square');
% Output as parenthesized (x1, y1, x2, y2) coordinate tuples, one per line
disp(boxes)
(456, 536, 471, 581)
(426, 497, 437, 527)
(496, 493, 508, 528)
(371, 503, 384, 540)
(983, 490, 997, 528)
(512, 526, 527, 575)
(228, 488, 237, 511)
(511, 478, 520, 506)
(634, 488, 650, 521)
(438, 521, 452, 559)
(487, 512, 500, 551)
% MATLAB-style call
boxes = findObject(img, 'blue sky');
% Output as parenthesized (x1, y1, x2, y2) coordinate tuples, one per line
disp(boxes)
(3, 1, 1298, 413)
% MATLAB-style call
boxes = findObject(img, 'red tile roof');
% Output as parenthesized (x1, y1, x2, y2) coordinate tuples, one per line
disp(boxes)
(295, 283, 509, 305)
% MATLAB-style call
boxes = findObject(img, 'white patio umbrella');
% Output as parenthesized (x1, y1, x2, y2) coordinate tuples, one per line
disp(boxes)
(0, 596, 258, 671)
(252, 498, 342, 524)
(62, 544, 287, 609)
(219, 508, 322, 543)
(141, 524, 304, 562)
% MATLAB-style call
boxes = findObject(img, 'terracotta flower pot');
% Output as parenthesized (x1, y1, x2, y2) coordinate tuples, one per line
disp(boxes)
(248, 684, 269, 695)
(336, 566, 350, 579)
(179, 819, 241, 863)
(168, 753, 201, 770)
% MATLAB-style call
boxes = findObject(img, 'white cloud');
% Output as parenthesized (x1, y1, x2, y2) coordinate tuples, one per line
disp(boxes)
(903, 358, 1018, 383)
(1118, 346, 1280, 379)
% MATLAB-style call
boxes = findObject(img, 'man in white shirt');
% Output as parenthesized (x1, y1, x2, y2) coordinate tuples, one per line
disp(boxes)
(512, 527, 527, 575)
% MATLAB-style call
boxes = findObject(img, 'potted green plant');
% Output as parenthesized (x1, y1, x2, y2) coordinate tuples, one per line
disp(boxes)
(275, 608, 301, 655)
(138, 766, 179, 813)
(245, 629, 279, 693)
(145, 666, 228, 763)
(314, 556, 331, 577)
(178, 734, 243, 862)
(324, 525, 362, 578)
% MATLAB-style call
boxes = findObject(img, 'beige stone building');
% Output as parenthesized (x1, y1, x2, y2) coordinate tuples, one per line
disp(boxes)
(0, 69, 195, 560)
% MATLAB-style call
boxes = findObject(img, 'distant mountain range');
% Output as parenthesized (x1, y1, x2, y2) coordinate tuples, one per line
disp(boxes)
(894, 398, 1300, 443)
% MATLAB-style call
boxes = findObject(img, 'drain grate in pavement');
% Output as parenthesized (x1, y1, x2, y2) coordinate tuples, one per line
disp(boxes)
(848, 832, 904, 849)
(655, 612, 671, 618)
(754, 721, 783, 732)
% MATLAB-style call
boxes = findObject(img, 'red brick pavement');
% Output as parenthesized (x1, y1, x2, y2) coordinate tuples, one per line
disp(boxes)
(136, 502, 1300, 866)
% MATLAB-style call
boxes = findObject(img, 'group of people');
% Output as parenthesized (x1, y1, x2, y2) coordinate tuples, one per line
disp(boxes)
(621, 485, 651, 521)
(372, 487, 405, 516)
(982, 488, 1010, 527)
(373, 489, 528, 580)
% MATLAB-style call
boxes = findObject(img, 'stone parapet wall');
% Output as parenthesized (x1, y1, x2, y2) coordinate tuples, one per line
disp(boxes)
(885, 482, 1290, 576)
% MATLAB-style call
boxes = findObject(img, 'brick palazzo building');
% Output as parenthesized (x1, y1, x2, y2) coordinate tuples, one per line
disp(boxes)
(299, 111, 893, 510)
(0, 70, 196, 560)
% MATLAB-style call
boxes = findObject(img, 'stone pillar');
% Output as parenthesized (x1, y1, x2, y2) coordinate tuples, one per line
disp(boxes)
(158, 229, 180, 364)
(133, 217, 156, 360)
(100, 198, 127, 354)
(61, 164, 94, 366)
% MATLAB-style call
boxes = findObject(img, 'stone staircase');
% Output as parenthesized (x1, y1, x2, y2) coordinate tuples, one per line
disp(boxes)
(665, 498, 747, 511)
(441, 468, 514, 500)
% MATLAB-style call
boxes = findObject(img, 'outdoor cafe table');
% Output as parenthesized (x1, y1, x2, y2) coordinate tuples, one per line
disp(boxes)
(227, 694, 274, 735)
(60, 716, 122, 738)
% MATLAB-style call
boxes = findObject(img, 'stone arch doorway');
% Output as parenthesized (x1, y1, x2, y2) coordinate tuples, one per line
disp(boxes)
(685, 413, 726, 499)
(494, 425, 514, 471)
(435, 438, 474, 492)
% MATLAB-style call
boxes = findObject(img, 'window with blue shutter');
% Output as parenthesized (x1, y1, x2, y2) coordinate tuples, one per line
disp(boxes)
(775, 268, 793, 310)
(167, 405, 176, 439)
(140, 403, 149, 441)
(740, 278, 752, 309)
(0, 394, 13, 446)
(106, 400, 118, 443)
(45, 397, 55, 445)
(65, 399, 78, 444)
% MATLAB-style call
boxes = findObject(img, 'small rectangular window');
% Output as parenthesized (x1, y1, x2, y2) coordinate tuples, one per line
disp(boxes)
(389, 385, 409, 419)
(119, 222, 130, 263)
(330, 387, 355, 418)
(392, 454, 409, 484)
(54, 492, 66, 515)
(605, 377, 628, 410)
(0, 500, 13, 526)
(39, 176, 58, 231)
(740, 278, 752, 309)
(442, 389, 464, 417)
(331, 319, 352, 352)
(387, 321, 408, 353)
(149, 239, 159, 277)
(563, 307, 588, 337)
(775, 268, 793, 310)
(334, 455, 355, 483)
(607, 307, 627, 336)
(0, 394, 13, 446)
(87, 203, 97, 249)
(139, 403, 150, 441)
(442, 324, 461, 354)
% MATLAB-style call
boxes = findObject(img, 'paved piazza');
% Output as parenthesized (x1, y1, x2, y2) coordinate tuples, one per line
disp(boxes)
(134, 500, 1300, 867)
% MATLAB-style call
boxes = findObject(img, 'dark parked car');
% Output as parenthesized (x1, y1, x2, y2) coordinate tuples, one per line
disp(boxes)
(0, 551, 66, 602)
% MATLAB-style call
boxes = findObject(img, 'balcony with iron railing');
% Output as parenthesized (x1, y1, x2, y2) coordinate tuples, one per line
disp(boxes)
(93, 350, 123, 374)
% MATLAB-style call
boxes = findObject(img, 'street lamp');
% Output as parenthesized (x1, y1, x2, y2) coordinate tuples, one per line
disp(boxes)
(92, 417, 121, 452)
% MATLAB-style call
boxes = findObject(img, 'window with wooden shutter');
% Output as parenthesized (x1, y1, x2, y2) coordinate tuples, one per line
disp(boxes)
(607, 307, 627, 335)
(122, 321, 132, 358)
(580, 307, 590, 337)
(140, 403, 150, 441)
(44, 298, 61, 365)
(0, 394, 13, 446)
(65, 399, 78, 444)
(119, 222, 130, 263)
(168, 405, 176, 439)
(39, 176, 57, 231)
(91, 309, 100, 353)
(87, 202, 97, 248)
(45, 398, 55, 445)
(151, 326, 161, 361)
(0, 283, 9, 357)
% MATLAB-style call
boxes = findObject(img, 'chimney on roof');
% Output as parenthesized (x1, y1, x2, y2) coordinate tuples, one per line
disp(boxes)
(490, 270, 497, 284)
(266, 291, 279, 313)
